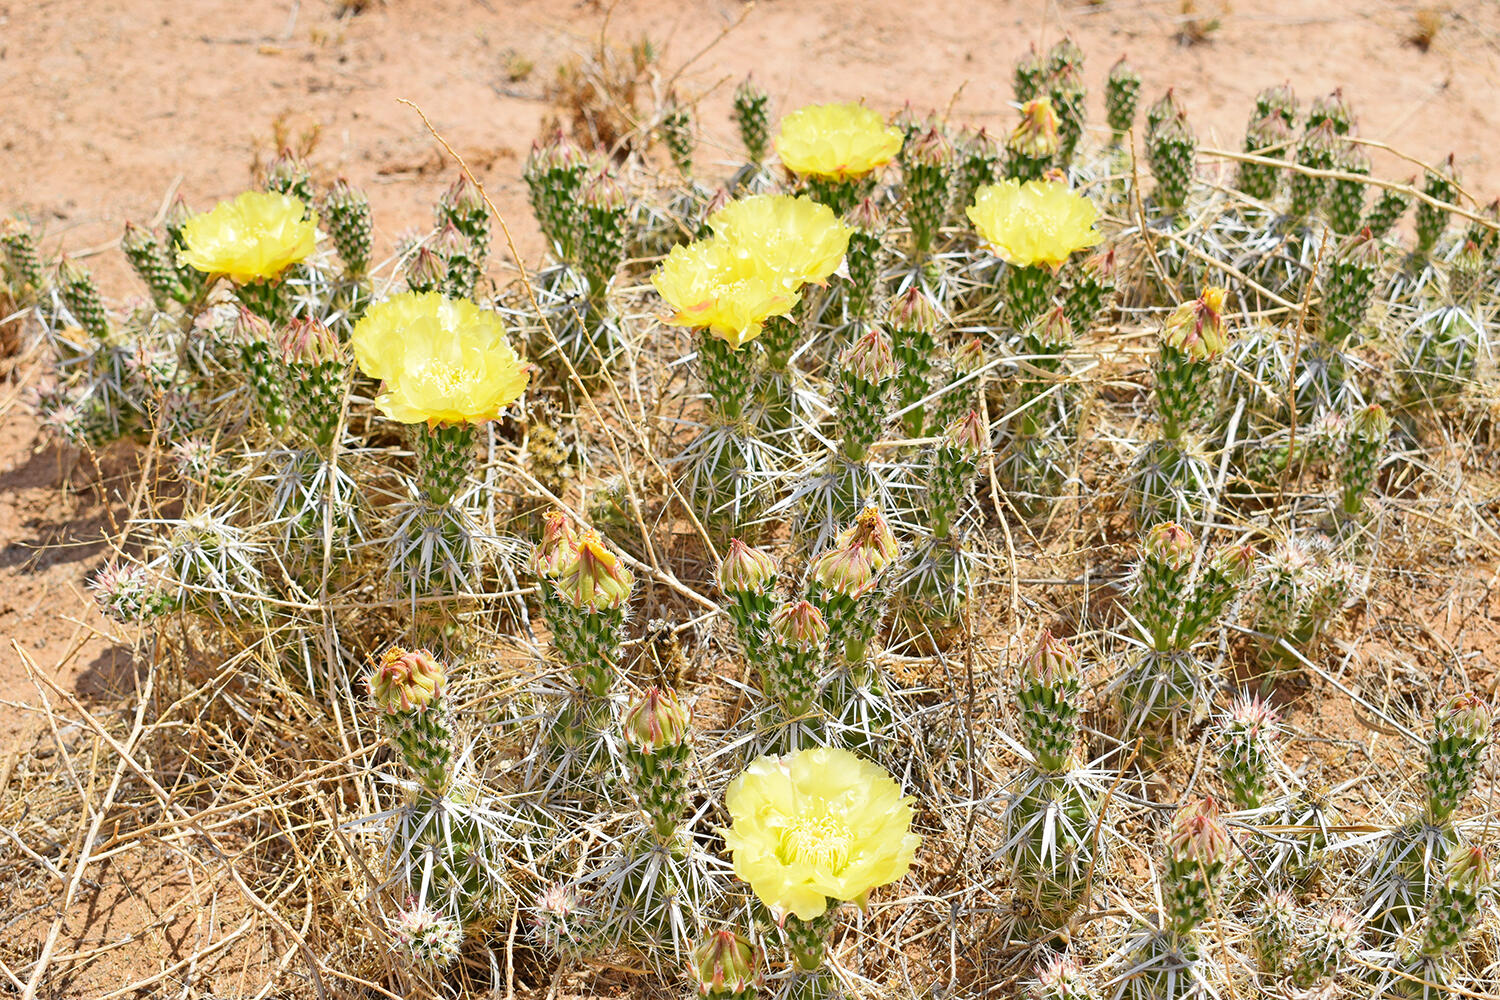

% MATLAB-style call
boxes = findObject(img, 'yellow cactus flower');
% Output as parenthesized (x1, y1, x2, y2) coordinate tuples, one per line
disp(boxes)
(966, 179, 1102, 270)
(774, 103, 904, 181)
(722, 747, 920, 920)
(350, 291, 531, 425)
(707, 194, 852, 289)
(177, 191, 318, 284)
(651, 238, 799, 349)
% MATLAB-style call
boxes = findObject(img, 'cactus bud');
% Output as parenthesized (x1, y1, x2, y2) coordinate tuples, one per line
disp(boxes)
(405, 245, 447, 295)
(623, 686, 691, 751)
(841, 324, 897, 382)
(323, 178, 373, 275)
(771, 600, 829, 647)
(1013, 44, 1046, 103)
(1030, 954, 1089, 1000)
(278, 317, 345, 366)
(691, 929, 760, 997)
(58, 257, 109, 340)
(392, 904, 463, 969)
(1008, 98, 1061, 181)
(370, 647, 446, 714)
(943, 409, 986, 456)
(1426, 692, 1492, 824)
(1293, 910, 1360, 987)
(717, 538, 778, 596)
(1162, 287, 1229, 360)
(263, 150, 313, 203)
(1017, 629, 1083, 771)
(1252, 890, 1298, 976)
(556, 530, 635, 610)
(530, 509, 578, 579)
(1219, 695, 1281, 810)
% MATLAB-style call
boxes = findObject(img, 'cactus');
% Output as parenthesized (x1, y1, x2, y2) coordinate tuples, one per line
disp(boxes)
(766, 600, 828, 718)
(370, 647, 455, 793)
(1253, 82, 1298, 126)
(1415, 155, 1458, 258)
(621, 687, 692, 844)
(1424, 692, 1492, 826)
(1288, 121, 1337, 224)
(660, 92, 695, 177)
(1177, 543, 1255, 647)
(524, 130, 591, 262)
(277, 318, 349, 454)
(121, 222, 184, 308)
(950, 127, 998, 224)
(691, 929, 761, 999)
(1217, 695, 1281, 811)
(717, 538, 781, 654)
(1291, 909, 1359, 989)
(844, 197, 886, 322)
(1327, 142, 1371, 235)
(548, 528, 635, 698)
(903, 126, 951, 257)
(1154, 287, 1228, 441)
(1365, 181, 1413, 240)
(322, 177, 374, 277)
(1016, 630, 1083, 774)
(1105, 57, 1141, 144)
(89, 560, 172, 623)
(391, 903, 464, 969)
(1133, 521, 1194, 651)
(731, 76, 771, 166)
(1339, 403, 1389, 519)
(1145, 92, 1196, 219)
(1321, 229, 1381, 346)
(1251, 890, 1297, 977)
(1013, 44, 1046, 103)
(1237, 113, 1294, 204)
(1, 220, 45, 304)
(1030, 955, 1091, 999)
(58, 257, 110, 340)
(1007, 98, 1061, 183)
(1064, 244, 1116, 335)
(1047, 64, 1087, 167)
(889, 286, 942, 438)
(833, 324, 896, 464)
(578, 168, 628, 307)
(1390, 848, 1490, 998)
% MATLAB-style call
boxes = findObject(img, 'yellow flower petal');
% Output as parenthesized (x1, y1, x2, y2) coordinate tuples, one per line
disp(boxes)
(650, 238, 799, 349)
(774, 103, 904, 181)
(177, 191, 318, 284)
(706, 194, 852, 289)
(351, 291, 530, 425)
(722, 747, 920, 921)
(966, 179, 1102, 270)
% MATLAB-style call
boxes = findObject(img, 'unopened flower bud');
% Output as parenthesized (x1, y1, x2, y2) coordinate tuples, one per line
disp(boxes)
(278, 317, 345, 365)
(556, 530, 635, 610)
(943, 409, 986, 455)
(1162, 287, 1229, 360)
(1168, 797, 1232, 866)
(370, 647, 446, 714)
(841, 324, 896, 382)
(770, 600, 829, 647)
(623, 686, 691, 751)
(717, 538, 778, 596)
(1145, 520, 1194, 570)
(1010, 98, 1061, 160)
(1021, 629, 1079, 687)
(529, 509, 578, 579)
(691, 929, 760, 997)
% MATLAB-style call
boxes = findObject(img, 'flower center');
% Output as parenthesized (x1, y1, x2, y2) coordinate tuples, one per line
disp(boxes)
(777, 814, 853, 874)
(418, 359, 472, 394)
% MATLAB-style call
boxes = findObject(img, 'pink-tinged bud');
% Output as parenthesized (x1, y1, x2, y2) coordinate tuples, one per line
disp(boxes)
(690, 929, 760, 996)
(1028, 305, 1074, 346)
(1447, 845, 1491, 890)
(556, 530, 635, 610)
(1145, 521, 1194, 569)
(845, 195, 883, 233)
(943, 409, 986, 455)
(1021, 629, 1079, 687)
(1211, 542, 1257, 585)
(529, 510, 578, 579)
(1032, 954, 1087, 999)
(702, 186, 732, 219)
(440, 173, 487, 218)
(230, 305, 272, 344)
(1438, 692, 1493, 742)
(406, 245, 447, 290)
(717, 538, 779, 596)
(623, 686, 691, 751)
(369, 647, 446, 714)
(909, 125, 953, 168)
(1010, 98, 1061, 160)
(1227, 695, 1279, 740)
(1341, 227, 1382, 268)
(810, 543, 879, 598)
(838, 506, 900, 572)
(582, 168, 627, 211)
(770, 600, 829, 647)
(278, 317, 346, 365)
(1349, 402, 1391, 441)
(954, 337, 986, 373)
(1162, 287, 1229, 360)
(1168, 797, 1232, 866)
(840, 325, 896, 382)
(891, 285, 942, 333)
(164, 193, 194, 233)
(1080, 243, 1118, 281)
(431, 221, 473, 260)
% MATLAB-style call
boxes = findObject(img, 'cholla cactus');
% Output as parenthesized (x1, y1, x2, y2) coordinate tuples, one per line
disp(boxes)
(1217, 696, 1282, 811)
(1328, 142, 1371, 235)
(890, 286, 942, 438)
(1016, 630, 1083, 774)
(1007, 98, 1061, 183)
(834, 324, 896, 465)
(950, 127, 998, 225)
(731, 76, 771, 166)
(1238, 113, 1294, 204)
(691, 929, 761, 999)
(1155, 287, 1228, 441)
(1163, 797, 1232, 939)
(1391, 847, 1490, 998)
(1415, 155, 1458, 259)
(1013, 44, 1046, 103)
(1339, 403, 1390, 518)
(1, 220, 45, 304)
(903, 126, 951, 258)
(1321, 229, 1381, 346)
(1176, 542, 1255, 646)
(766, 600, 828, 718)
(718, 538, 781, 654)
(1064, 244, 1117, 336)
(578, 168, 628, 307)
(844, 197, 885, 322)
(323, 177, 373, 277)
(370, 647, 454, 793)
(1048, 64, 1087, 167)
(277, 317, 349, 454)
(1251, 890, 1298, 977)
(660, 92, 695, 177)
(89, 560, 172, 623)
(1133, 521, 1195, 650)
(1288, 121, 1338, 223)
(122, 222, 183, 309)
(547, 528, 635, 698)
(1366, 181, 1413, 240)
(1031, 954, 1091, 999)
(1105, 57, 1141, 145)
(58, 257, 110, 340)
(524, 130, 591, 261)
(621, 687, 692, 844)
(391, 902, 464, 969)
(1424, 692, 1492, 826)
(1145, 92, 1196, 219)
(1290, 909, 1359, 989)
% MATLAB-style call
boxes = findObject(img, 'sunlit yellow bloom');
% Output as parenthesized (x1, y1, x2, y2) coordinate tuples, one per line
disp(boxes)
(774, 103, 904, 181)
(966, 179, 1102, 270)
(177, 191, 317, 283)
(651, 238, 799, 349)
(722, 747, 920, 920)
(350, 291, 530, 425)
(707, 194, 851, 289)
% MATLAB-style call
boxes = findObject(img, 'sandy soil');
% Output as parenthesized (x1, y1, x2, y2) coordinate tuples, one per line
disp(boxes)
(5, 0, 1500, 996)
